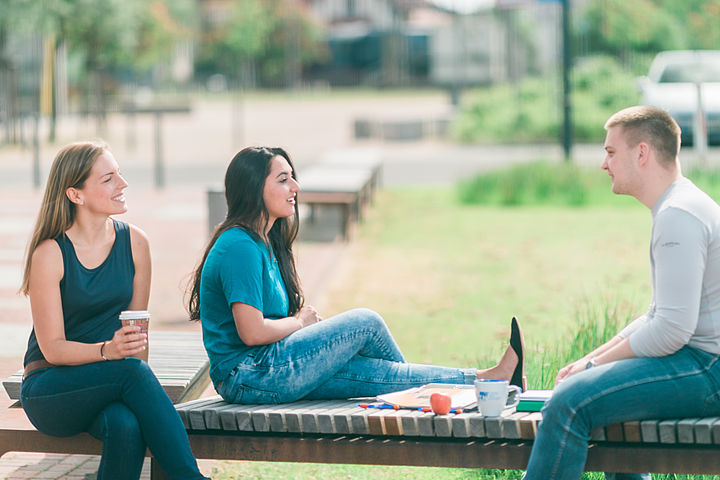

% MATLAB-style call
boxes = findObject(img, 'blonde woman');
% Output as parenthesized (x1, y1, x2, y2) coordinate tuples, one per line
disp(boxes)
(19, 141, 206, 480)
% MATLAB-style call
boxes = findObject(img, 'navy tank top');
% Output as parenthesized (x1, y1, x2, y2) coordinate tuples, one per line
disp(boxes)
(23, 219, 135, 366)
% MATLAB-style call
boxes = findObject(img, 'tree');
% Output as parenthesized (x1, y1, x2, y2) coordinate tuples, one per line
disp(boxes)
(581, 0, 687, 61)
(195, 0, 326, 88)
(658, 0, 720, 49)
(3, 0, 196, 135)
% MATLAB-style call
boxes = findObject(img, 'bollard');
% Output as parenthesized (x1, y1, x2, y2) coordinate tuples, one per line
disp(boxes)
(207, 188, 227, 237)
(693, 80, 707, 166)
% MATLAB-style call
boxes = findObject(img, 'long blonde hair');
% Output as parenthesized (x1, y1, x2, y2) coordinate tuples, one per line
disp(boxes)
(20, 141, 108, 295)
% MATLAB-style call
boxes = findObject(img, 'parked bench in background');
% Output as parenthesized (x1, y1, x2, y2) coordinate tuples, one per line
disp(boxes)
(207, 151, 382, 241)
(354, 117, 450, 141)
(166, 397, 720, 478)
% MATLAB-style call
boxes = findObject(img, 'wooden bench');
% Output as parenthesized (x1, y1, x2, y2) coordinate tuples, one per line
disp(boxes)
(206, 158, 382, 241)
(299, 154, 382, 241)
(0, 330, 210, 479)
(164, 397, 720, 478)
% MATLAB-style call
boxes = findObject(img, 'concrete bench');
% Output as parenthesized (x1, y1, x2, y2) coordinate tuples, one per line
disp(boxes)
(167, 397, 720, 477)
(0, 330, 209, 479)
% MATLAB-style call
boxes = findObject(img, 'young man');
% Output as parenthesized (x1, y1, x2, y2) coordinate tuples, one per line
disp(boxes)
(523, 105, 720, 480)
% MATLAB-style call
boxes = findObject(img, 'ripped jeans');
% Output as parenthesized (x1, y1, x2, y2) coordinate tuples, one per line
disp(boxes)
(217, 308, 477, 404)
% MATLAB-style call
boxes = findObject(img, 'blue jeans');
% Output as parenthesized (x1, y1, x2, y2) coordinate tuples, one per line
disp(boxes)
(21, 357, 206, 480)
(524, 345, 720, 480)
(217, 308, 477, 403)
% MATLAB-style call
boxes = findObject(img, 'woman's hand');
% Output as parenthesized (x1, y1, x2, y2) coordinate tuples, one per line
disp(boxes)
(104, 326, 147, 360)
(296, 305, 323, 328)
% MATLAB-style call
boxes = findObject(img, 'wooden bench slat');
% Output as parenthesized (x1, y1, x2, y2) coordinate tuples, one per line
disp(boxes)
(640, 420, 659, 442)
(659, 419, 679, 444)
(622, 421, 642, 443)
(605, 423, 624, 442)
(432, 413, 453, 437)
(678, 418, 701, 444)
(695, 417, 720, 444)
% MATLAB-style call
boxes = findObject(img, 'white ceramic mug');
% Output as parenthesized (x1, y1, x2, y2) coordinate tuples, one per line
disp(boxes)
(474, 379, 520, 417)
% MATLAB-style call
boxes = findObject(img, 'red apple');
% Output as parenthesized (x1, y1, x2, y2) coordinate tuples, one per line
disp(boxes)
(430, 393, 451, 415)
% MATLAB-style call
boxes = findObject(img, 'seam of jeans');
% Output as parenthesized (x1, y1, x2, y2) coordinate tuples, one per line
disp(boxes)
(21, 383, 114, 403)
(549, 405, 578, 479)
(547, 361, 709, 478)
(573, 364, 707, 415)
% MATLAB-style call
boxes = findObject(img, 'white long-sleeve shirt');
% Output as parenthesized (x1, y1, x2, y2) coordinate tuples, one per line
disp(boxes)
(619, 177, 720, 356)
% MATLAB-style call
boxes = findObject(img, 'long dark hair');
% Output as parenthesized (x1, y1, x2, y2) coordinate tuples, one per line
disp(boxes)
(187, 146, 303, 320)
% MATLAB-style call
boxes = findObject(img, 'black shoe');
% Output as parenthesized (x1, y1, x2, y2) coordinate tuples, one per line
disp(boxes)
(510, 316, 527, 392)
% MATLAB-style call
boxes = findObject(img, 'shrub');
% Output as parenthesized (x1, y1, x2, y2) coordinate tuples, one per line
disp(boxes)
(453, 55, 641, 144)
(457, 162, 593, 206)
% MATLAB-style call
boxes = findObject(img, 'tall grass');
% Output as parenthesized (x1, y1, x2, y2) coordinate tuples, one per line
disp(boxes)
(492, 297, 633, 390)
(457, 161, 598, 207)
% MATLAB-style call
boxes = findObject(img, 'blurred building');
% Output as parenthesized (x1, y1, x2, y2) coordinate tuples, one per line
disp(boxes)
(302, 0, 564, 87)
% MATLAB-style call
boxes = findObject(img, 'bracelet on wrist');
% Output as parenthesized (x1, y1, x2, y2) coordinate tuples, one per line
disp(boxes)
(584, 357, 598, 370)
(100, 341, 109, 361)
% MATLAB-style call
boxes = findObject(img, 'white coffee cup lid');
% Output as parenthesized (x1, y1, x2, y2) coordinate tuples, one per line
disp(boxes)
(119, 310, 151, 319)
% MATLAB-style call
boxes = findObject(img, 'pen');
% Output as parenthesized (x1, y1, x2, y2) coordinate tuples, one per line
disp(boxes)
(357, 403, 400, 410)
(417, 407, 463, 414)
(357, 404, 463, 414)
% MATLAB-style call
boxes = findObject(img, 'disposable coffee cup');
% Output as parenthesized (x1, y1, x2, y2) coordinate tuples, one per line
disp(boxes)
(119, 310, 150, 333)
(474, 379, 520, 417)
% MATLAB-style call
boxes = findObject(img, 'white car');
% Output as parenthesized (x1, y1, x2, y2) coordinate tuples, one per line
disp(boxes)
(637, 50, 720, 146)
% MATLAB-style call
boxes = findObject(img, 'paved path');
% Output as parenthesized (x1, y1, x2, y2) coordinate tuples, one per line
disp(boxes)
(1, 92, 718, 478)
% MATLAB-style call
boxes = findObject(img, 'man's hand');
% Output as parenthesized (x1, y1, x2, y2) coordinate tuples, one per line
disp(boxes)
(555, 358, 589, 385)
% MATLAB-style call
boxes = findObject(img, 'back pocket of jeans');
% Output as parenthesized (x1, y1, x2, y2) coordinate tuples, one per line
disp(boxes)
(234, 384, 280, 404)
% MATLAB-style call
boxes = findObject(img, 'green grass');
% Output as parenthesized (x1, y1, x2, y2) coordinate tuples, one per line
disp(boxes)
(457, 162, 720, 208)
(211, 174, 720, 479)
(324, 187, 650, 366)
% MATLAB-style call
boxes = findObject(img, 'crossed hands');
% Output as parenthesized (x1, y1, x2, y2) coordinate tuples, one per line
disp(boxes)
(296, 305, 323, 328)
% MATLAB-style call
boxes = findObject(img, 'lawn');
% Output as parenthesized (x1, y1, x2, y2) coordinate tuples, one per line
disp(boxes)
(323, 187, 650, 371)
(210, 182, 719, 480)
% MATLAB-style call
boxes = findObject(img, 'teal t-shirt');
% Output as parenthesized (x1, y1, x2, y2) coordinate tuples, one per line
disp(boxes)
(200, 227, 290, 386)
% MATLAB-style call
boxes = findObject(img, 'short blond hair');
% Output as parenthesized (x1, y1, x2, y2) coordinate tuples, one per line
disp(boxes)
(604, 106, 681, 166)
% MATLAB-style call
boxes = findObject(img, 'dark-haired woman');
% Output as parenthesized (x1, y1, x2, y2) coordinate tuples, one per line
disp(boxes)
(20, 141, 207, 480)
(188, 146, 525, 404)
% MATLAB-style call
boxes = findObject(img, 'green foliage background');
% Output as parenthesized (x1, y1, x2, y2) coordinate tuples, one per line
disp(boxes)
(453, 56, 641, 144)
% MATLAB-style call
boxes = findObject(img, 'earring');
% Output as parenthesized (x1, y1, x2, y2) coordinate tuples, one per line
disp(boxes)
(78, 201, 84, 205)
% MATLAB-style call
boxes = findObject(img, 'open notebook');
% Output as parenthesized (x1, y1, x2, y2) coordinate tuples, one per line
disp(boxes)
(376, 383, 477, 409)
